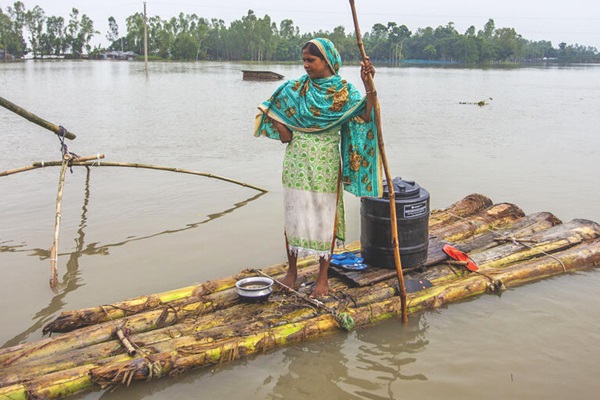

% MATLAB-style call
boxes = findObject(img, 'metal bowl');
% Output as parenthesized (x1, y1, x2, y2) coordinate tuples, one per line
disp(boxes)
(235, 276, 274, 302)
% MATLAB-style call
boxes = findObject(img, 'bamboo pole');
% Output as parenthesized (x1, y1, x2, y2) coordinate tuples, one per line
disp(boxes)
(0, 95, 76, 140)
(0, 154, 105, 177)
(115, 328, 136, 356)
(349, 0, 408, 323)
(2, 157, 266, 192)
(455, 211, 562, 253)
(432, 203, 525, 243)
(49, 155, 70, 288)
(143, 2, 149, 77)
(29, 161, 267, 193)
(0, 165, 38, 177)
(428, 193, 493, 228)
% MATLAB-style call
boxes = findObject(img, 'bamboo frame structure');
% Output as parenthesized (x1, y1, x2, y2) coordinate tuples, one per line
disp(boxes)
(349, 0, 408, 323)
(2, 150, 265, 290)
(1, 159, 267, 193)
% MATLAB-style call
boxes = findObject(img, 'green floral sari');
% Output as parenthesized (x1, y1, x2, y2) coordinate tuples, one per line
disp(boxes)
(254, 38, 382, 257)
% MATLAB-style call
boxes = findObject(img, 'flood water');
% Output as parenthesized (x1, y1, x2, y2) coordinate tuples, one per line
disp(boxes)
(1, 60, 599, 399)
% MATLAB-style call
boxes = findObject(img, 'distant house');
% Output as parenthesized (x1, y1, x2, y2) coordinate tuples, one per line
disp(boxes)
(102, 51, 138, 61)
(0, 49, 16, 62)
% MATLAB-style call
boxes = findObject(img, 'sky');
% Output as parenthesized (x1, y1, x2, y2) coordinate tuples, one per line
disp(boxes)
(10, 0, 600, 50)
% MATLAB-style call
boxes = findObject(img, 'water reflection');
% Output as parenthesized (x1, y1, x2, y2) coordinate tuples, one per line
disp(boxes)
(270, 337, 352, 399)
(1, 167, 90, 347)
(1, 169, 265, 348)
(267, 314, 429, 400)
(75, 190, 266, 254)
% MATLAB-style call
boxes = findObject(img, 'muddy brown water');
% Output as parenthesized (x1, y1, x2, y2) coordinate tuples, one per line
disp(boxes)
(1, 61, 599, 399)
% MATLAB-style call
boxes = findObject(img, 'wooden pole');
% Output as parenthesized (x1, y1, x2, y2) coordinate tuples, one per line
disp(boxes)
(349, 0, 408, 323)
(0, 96, 76, 140)
(0, 154, 105, 177)
(143, 2, 148, 77)
(49, 155, 70, 288)
(1, 156, 267, 193)
(30, 161, 268, 193)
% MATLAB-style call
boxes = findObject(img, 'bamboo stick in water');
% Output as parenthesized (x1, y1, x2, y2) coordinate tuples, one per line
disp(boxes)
(49, 156, 69, 288)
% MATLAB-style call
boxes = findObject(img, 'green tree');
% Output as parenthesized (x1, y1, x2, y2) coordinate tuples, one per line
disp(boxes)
(477, 18, 497, 62)
(40, 15, 66, 56)
(275, 19, 300, 60)
(65, 8, 96, 57)
(457, 35, 480, 63)
(172, 31, 195, 59)
(106, 16, 122, 50)
(523, 40, 554, 60)
(25, 5, 45, 58)
(148, 16, 171, 58)
(423, 44, 436, 59)
(405, 26, 435, 60)
(125, 12, 145, 54)
(4, 1, 26, 57)
(364, 23, 389, 61)
(205, 18, 226, 60)
(329, 25, 351, 61)
(433, 22, 459, 60)
(0, 7, 19, 58)
(494, 27, 520, 61)
(190, 15, 209, 60)
(388, 23, 411, 64)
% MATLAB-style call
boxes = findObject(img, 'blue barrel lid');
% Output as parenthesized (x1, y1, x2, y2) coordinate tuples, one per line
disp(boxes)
(383, 177, 421, 199)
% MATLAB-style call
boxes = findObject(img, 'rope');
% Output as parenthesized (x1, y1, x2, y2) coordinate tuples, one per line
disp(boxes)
(57, 125, 79, 172)
(447, 212, 568, 273)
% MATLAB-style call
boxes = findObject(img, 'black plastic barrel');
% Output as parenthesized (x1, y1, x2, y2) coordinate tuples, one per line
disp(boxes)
(360, 177, 430, 269)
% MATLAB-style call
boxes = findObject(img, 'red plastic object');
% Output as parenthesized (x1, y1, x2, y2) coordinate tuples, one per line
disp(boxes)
(442, 244, 479, 271)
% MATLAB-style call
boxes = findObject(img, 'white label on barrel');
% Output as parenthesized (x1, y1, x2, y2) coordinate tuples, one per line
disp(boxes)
(403, 200, 428, 218)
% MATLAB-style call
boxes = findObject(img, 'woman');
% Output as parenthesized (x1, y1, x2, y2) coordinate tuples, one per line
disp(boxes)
(254, 38, 382, 297)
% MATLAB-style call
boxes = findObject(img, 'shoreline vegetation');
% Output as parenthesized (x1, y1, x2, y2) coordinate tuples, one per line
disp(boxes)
(1, 2, 599, 65)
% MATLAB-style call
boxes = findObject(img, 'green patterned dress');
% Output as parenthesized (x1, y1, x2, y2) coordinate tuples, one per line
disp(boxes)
(283, 127, 345, 258)
(254, 38, 383, 258)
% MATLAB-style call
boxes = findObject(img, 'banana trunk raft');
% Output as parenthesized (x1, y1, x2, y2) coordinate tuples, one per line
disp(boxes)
(1, 194, 599, 399)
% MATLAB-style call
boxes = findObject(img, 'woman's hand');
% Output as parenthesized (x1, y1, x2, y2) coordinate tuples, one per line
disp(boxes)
(359, 58, 377, 122)
(271, 118, 293, 143)
(360, 57, 376, 87)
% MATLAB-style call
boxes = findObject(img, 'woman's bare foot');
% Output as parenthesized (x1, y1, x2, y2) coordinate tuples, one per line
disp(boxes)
(310, 261, 330, 298)
(278, 271, 297, 291)
(310, 279, 329, 298)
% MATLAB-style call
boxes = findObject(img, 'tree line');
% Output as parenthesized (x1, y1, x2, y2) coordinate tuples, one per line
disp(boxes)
(2, 2, 599, 64)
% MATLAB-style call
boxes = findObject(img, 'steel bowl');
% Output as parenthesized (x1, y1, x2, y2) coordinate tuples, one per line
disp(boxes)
(235, 276, 274, 302)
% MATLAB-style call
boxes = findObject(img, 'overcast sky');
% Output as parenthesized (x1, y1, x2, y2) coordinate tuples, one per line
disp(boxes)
(13, 0, 600, 49)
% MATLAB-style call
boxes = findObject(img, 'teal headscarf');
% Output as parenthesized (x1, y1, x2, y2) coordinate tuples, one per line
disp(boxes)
(254, 38, 382, 197)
